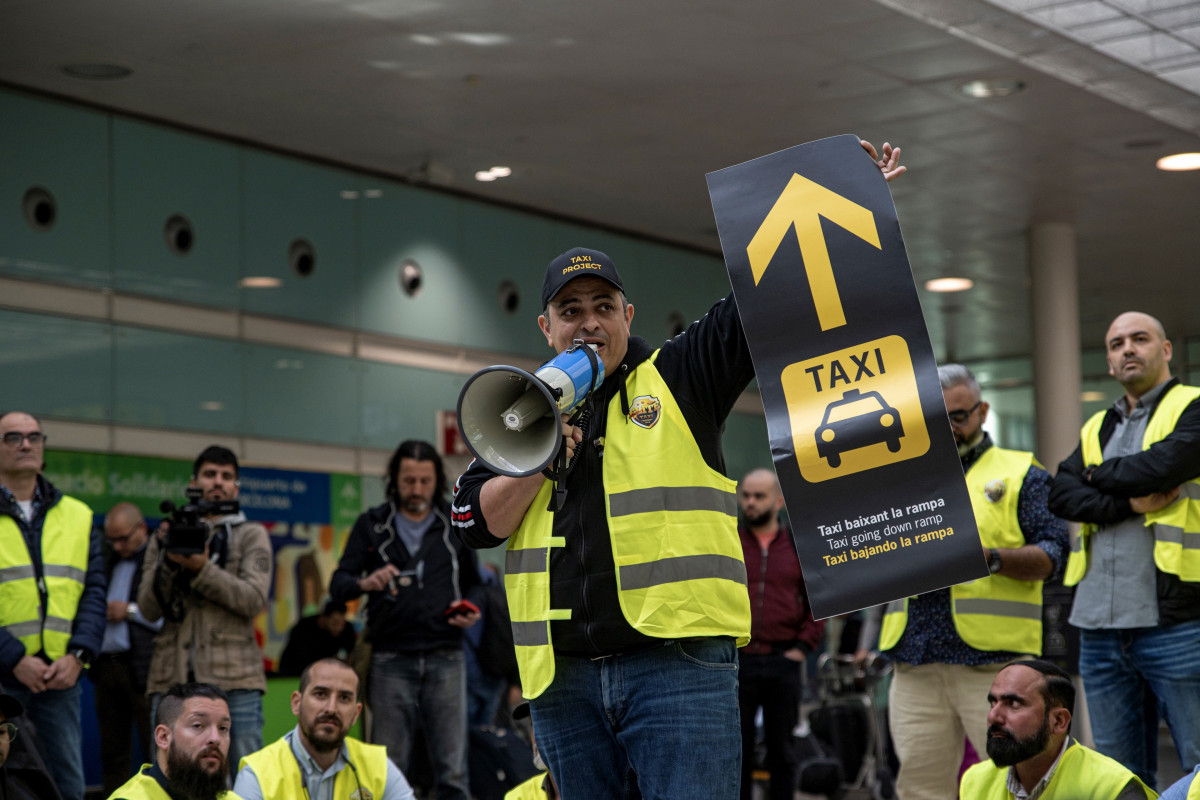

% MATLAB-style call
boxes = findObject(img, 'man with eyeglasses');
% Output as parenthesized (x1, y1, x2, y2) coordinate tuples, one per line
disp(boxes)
(877, 366, 1069, 800)
(94, 502, 163, 795)
(1049, 311, 1200, 789)
(0, 411, 106, 800)
(0, 692, 65, 800)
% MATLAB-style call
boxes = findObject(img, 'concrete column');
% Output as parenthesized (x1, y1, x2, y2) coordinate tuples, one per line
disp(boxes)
(1029, 223, 1081, 468)
(1029, 223, 1091, 747)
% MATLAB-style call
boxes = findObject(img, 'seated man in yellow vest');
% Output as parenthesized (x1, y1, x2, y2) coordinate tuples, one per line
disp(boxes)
(1048, 311, 1200, 790)
(449, 132, 905, 800)
(504, 702, 558, 800)
(233, 657, 414, 800)
(960, 660, 1154, 800)
(880, 365, 1069, 799)
(108, 682, 242, 800)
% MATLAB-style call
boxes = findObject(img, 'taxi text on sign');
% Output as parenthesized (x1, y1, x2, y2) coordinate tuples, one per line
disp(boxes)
(706, 135, 987, 619)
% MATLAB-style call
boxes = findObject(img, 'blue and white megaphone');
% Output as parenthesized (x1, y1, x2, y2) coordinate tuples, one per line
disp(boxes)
(456, 340, 604, 478)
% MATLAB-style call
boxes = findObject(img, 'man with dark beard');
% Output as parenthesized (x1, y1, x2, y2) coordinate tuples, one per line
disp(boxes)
(331, 440, 481, 800)
(960, 660, 1153, 799)
(735, 468, 822, 800)
(107, 682, 240, 800)
(234, 658, 414, 800)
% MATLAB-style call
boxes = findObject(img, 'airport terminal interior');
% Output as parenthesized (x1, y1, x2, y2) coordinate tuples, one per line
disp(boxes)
(3, 0, 1200, 796)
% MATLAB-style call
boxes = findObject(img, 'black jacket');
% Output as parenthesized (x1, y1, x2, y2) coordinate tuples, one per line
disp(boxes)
(1048, 377, 1200, 624)
(454, 294, 755, 656)
(330, 500, 482, 653)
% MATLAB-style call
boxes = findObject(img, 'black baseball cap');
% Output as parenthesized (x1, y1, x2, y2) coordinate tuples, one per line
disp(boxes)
(0, 693, 24, 720)
(541, 247, 625, 309)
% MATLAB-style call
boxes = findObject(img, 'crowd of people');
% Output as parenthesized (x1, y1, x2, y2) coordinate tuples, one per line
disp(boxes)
(2, 140, 1199, 800)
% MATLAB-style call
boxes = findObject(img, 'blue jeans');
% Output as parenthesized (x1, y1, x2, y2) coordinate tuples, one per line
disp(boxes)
(151, 688, 262, 782)
(226, 689, 264, 780)
(531, 637, 741, 800)
(1079, 619, 1200, 790)
(2, 680, 84, 800)
(369, 648, 469, 800)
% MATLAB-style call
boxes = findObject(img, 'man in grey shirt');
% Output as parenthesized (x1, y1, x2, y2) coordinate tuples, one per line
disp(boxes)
(1049, 311, 1200, 790)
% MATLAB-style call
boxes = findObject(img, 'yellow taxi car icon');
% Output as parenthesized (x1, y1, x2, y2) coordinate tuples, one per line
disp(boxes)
(815, 388, 904, 469)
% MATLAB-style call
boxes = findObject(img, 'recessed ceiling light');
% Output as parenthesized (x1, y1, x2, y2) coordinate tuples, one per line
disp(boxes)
(239, 276, 283, 289)
(364, 189, 383, 198)
(200, 401, 225, 412)
(958, 78, 1027, 98)
(340, 190, 359, 199)
(1156, 153, 1200, 171)
(924, 277, 974, 293)
(475, 166, 512, 182)
(61, 63, 133, 80)
(1081, 390, 1108, 402)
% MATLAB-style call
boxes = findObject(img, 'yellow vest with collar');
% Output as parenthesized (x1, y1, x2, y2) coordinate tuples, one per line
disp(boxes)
(959, 740, 1154, 799)
(880, 446, 1043, 654)
(107, 765, 244, 800)
(0, 495, 92, 660)
(1064, 383, 1200, 586)
(239, 733, 389, 800)
(503, 352, 751, 698)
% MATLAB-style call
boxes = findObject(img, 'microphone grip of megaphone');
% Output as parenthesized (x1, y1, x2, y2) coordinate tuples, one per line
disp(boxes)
(502, 386, 553, 432)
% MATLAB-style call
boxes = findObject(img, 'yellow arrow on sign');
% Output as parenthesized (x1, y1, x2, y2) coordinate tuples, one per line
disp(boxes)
(746, 173, 881, 331)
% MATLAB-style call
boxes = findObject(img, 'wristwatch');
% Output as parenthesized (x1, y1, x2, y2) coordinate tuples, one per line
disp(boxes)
(69, 647, 93, 669)
(987, 548, 1003, 575)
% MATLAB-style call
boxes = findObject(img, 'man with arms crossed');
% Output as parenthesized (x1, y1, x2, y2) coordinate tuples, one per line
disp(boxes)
(1049, 311, 1200, 789)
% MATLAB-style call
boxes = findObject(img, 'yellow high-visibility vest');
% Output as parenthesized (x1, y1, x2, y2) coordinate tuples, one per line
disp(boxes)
(107, 765, 243, 800)
(881, 447, 1043, 655)
(504, 352, 751, 698)
(959, 740, 1155, 799)
(1064, 383, 1200, 586)
(238, 734, 389, 800)
(505, 773, 552, 800)
(0, 495, 92, 660)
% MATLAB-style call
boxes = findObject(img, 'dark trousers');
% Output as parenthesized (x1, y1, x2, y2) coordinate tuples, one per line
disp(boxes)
(90, 653, 152, 796)
(739, 651, 802, 800)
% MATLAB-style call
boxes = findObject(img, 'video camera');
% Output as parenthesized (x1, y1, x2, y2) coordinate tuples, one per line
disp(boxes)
(159, 487, 239, 556)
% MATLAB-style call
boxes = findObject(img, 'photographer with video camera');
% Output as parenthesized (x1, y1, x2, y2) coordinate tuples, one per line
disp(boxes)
(138, 445, 273, 782)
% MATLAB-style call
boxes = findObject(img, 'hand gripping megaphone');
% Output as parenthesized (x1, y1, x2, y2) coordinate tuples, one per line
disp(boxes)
(456, 340, 604, 480)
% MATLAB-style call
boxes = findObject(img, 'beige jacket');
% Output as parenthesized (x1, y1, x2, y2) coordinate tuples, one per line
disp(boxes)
(138, 515, 272, 695)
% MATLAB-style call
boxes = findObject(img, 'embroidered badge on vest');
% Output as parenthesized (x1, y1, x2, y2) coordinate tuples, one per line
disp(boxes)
(984, 479, 1006, 503)
(628, 395, 662, 429)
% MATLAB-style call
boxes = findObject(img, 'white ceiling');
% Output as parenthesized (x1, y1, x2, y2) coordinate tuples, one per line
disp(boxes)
(2, 0, 1199, 368)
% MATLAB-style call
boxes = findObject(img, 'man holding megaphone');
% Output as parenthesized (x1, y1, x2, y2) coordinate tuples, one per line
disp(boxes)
(452, 141, 905, 800)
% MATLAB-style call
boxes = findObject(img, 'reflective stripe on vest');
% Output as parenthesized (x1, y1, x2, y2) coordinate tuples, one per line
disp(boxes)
(504, 353, 751, 699)
(959, 740, 1153, 800)
(881, 447, 1042, 654)
(239, 734, 389, 800)
(1065, 384, 1200, 586)
(0, 495, 92, 660)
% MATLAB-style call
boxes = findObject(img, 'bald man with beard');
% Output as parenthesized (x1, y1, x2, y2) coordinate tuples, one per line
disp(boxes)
(1050, 311, 1200, 790)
